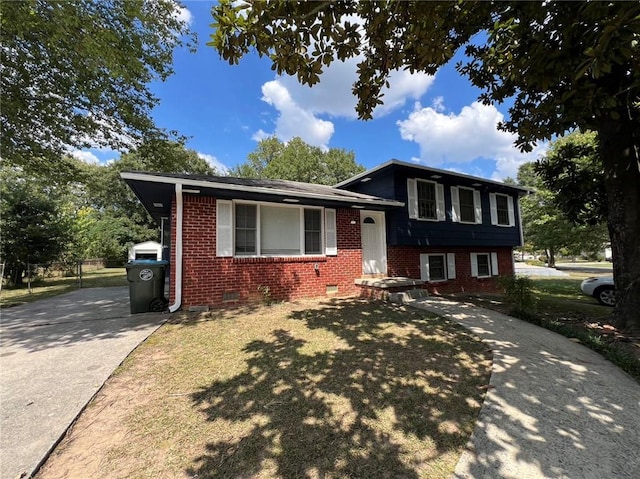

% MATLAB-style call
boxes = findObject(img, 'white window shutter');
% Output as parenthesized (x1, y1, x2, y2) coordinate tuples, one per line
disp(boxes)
(491, 252, 499, 275)
(470, 253, 478, 277)
(447, 253, 456, 279)
(436, 184, 445, 221)
(216, 200, 233, 257)
(407, 179, 418, 219)
(474, 190, 482, 224)
(325, 209, 337, 256)
(420, 253, 429, 281)
(451, 187, 460, 222)
(507, 196, 515, 226)
(489, 193, 498, 225)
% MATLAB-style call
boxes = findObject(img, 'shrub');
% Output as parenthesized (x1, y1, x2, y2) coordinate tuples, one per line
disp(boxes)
(498, 274, 536, 314)
(257, 285, 273, 305)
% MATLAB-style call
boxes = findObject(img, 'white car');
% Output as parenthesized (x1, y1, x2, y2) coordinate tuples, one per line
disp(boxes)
(580, 276, 615, 306)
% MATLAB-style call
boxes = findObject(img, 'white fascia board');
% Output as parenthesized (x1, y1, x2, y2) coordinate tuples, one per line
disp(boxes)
(120, 171, 404, 208)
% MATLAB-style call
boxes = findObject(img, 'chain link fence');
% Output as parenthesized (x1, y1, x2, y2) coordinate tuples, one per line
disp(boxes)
(0, 259, 105, 293)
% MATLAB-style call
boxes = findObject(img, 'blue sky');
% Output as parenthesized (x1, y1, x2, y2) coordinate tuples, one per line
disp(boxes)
(75, 1, 547, 182)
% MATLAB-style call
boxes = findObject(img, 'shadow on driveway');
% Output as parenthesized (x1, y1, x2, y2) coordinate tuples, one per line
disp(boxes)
(0, 286, 167, 479)
(1, 286, 162, 352)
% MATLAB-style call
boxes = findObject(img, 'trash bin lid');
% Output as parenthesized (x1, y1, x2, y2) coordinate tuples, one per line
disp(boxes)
(127, 259, 169, 266)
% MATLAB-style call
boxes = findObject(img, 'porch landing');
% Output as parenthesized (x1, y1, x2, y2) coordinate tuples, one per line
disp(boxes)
(355, 277, 428, 303)
(355, 277, 424, 289)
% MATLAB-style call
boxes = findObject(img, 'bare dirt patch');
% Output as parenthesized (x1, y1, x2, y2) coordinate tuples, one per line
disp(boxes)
(35, 298, 491, 479)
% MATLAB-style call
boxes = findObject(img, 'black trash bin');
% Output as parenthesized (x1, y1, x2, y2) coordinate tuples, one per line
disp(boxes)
(125, 260, 168, 314)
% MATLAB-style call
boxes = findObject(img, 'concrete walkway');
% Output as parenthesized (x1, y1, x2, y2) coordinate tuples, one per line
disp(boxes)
(410, 297, 640, 479)
(0, 287, 166, 479)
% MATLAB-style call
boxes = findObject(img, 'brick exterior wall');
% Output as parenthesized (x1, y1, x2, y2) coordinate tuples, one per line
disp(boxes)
(171, 196, 362, 307)
(387, 245, 514, 294)
(168, 195, 515, 308)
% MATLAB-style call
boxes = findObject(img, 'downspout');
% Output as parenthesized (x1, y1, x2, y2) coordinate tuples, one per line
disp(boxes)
(169, 183, 183, 312)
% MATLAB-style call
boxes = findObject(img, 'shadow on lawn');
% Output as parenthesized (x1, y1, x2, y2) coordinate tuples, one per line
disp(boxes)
(188, 299, 490, 478)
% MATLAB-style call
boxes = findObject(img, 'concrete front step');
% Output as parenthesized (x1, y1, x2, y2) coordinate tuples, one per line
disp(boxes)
(388, 288, 429, 304)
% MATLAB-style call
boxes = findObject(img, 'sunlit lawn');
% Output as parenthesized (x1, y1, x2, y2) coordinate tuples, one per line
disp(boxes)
(465, 273, 610, 319)
(0, 267, 127, 307)
(37, 299, 491, 479)
(528, 274, 613, 318)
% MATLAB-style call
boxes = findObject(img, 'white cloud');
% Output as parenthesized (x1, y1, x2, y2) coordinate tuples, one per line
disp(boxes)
(251, 129, 270, 142)
(275, 57, 435, 120)
(277, 59, 360, 119)
(197, 153, 229, 174)
(374, 69, 436, 117)
(432, 96, 445, 112)
(397, 101, 547, 179)
(258, 81, 335, 149)
(492, 144, 548, 180)
(70, 150, 101, 164)
(173, 2, 193, 25)
(256, 55, 435, 147)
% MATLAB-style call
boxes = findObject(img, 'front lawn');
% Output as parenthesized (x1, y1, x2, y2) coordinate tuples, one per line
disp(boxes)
(36, 299, 491, 479)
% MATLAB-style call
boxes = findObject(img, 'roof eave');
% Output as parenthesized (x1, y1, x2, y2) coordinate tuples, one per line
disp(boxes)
(120, 171, 404, 208)
(335, 159, 530, 194)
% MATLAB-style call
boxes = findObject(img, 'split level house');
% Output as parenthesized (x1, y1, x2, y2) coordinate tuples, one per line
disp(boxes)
(121, 160, 527, 311)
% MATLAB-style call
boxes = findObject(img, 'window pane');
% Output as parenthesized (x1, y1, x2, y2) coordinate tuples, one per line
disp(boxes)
(496, 195, 509, 225)
(428, 255, 446, 281)
(477, 254, 490, 277)
(305, 231, 321, 254)
(236, 204, 256, 229)
(305, 209, 320, 230)
(417, 181, 437, 219)
(304, 209, 321, 254)
(261, 205, 300, 255)
(459, 188, 475, 222)
(235, 204, 256, 254)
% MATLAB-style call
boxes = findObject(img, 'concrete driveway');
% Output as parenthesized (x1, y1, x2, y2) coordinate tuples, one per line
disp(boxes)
(0, 287, 166, 479)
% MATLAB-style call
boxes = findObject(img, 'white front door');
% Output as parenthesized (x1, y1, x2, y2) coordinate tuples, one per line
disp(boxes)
(361, 211, 387, 275)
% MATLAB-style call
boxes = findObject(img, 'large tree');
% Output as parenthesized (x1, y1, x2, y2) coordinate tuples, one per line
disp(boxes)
(232, 136, 365, 185)
(1, 0, 194, 177)
(0, 168, 71, 286)
(71, 140, 219, 263)
(516, 162, 608, 267)
(210, 1, 640, 332)
(534, 131, 607, 226)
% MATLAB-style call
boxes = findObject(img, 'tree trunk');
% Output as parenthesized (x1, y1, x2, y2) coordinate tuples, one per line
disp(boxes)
(547, 247, 556, 268)
(10, 266, 25, 287)
(599, 119, 640, 335)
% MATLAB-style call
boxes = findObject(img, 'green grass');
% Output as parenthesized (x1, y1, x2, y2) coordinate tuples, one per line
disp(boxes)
(527, 275, 617, 320)
(0, 267, 127, 307)
(37, 299, 491, 479)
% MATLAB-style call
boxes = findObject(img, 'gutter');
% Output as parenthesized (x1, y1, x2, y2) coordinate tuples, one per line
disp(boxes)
(169, 183, 183, 313)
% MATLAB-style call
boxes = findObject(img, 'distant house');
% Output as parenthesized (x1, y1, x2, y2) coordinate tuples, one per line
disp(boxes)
(121, 160, 527, 310)
(128, 241, 162, 261)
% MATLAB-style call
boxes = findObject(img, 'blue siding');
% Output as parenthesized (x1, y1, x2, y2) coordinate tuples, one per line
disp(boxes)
(341, 164, 523, 248)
